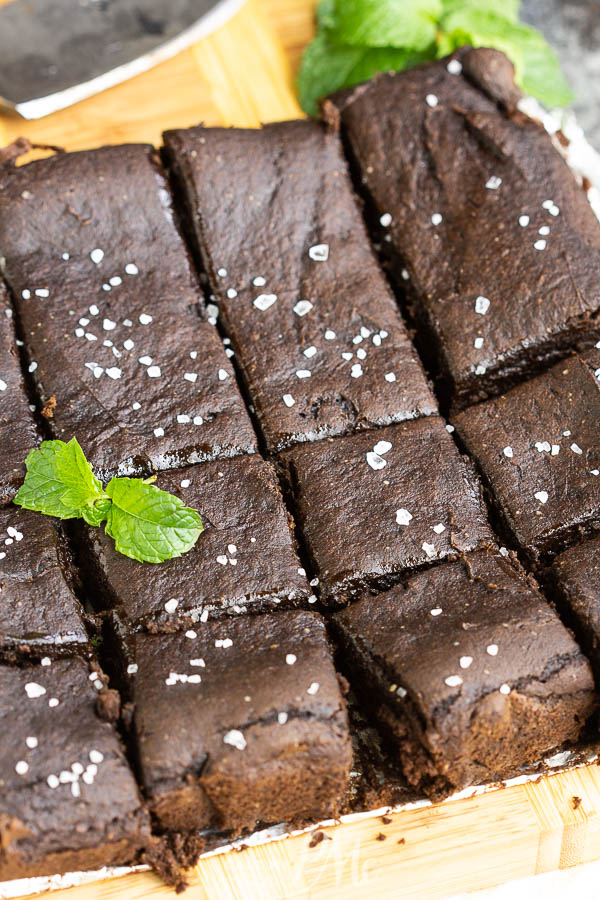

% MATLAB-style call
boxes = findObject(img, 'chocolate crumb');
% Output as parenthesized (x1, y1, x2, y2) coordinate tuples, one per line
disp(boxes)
(572, 796, 582, 810)
(398, 838, 406, 845)
(375, 832, 387, 841)
(381, 815, 392, 824)
(41, 395, 56, 419)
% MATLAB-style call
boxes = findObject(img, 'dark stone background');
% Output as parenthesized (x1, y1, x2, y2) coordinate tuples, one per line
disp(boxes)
(522, 0, 600, 147)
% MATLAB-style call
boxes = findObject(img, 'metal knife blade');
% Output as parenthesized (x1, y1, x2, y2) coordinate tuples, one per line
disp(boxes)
(0, 0, 246, 119)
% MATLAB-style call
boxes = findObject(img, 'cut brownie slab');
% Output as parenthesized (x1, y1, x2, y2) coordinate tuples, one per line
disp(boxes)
(0, 282, 37, 505)
(330, 48, 600, 408)
(281, 417, 493, 603)
(454, 352, 600, 562)
(0, 508, 89, 659)
(117, 611, 351, 833)
(163, 120, 436, 451)
(82, 455, 309, 630)
(0, 145, 256, 480)
(0, 657, 149, 879)
(332, 551, 595, 798)
(552, 536, 600, 678)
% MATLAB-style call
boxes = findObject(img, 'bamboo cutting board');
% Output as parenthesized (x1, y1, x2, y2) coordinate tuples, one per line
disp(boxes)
(2, 1, 600, 897)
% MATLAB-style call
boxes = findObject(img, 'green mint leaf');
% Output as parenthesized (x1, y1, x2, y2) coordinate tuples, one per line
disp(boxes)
(440, 0, 520, 25)
(518, 31, 573, 108)
(317, 0, 336, 29)
(437, 10, 572, 107)
(333, 0, 442, 51)
(14, 441, 86, 519)
(54, 437, 105, 512)
(104, 477, 204, 564)
(298, 32, 433, 116)
(82, 498, 112, 528)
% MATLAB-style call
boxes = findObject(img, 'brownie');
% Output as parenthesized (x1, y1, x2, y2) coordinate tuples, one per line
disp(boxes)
(0, 657, 149, 879)
(281, 417, 493, 603)
(330, 48, 600, 408)
(82, 454, 309, 631)
(0, 282, 38, 505)
(552, 536, 600, 677)
(454, 352, 600, 562)
(0, 145, 256, 480)
(118, 611, 352, 833)
(332, 551, 595, 797)
(0, 507, 89, 658)
(163, 120, 437, 451)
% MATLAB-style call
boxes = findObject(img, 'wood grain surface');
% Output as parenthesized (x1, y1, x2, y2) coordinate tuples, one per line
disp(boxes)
(2, 1, 600, 897)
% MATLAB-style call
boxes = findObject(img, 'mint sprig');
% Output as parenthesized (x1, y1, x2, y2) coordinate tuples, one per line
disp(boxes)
(298, 0, 573, 116)
(14, 439, 203, 563)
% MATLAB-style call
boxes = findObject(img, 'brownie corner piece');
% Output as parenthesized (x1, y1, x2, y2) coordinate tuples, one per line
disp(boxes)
(81, 454, 310, 629)
(0, 507, 89, 659)
(333, 48, 600, 407)
(0, 656, 149, 879)
(332, 551, 595, 797)
(123, 610, 351, 834)
(281, 417, 492, 603)
(0, 281, 38, 505)
(0, 145, 256, 479)
(454, 354, 600, 561)
(163, 119, 437, 451)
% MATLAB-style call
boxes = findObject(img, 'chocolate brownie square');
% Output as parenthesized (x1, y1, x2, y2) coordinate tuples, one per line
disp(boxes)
(0, 282, 37, 505)
(552, 535, 600, 677)
(454, 352, 600, 561)
(0, 507, 88, 658)
(330, 48, 600, 408)
(163, 120, 437, 451)
(0, 657, 149, 879)
(82, 455, 309, 630)
(281, 417, 493, 603)
(332, 551, 595, 797)
(0, 145, 256, 480)
(118, 611, 351, 833)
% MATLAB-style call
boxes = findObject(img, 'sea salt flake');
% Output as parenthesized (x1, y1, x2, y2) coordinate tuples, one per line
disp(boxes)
(534, 490, 549, 504)
(519, 215, 530, 227)
(445, 675, 462, 687)
(308, 243, 329, 261)
(571, 443, 583, 455)
(426, 93, 438, 107)
(380, 213, 392, 227)
(422, 542, 436, 558)
(384, 372, 397, 383)
(25, 683, 46, 698)
(293, 300, 313, 317)
(433, 523, 446, 534)
(147, 366, 161, 378)
(282, 394, 295, 407)
(460, 657, 473, 669)
(307, 682, 320, 695)
(223, 730, 246, 751)
(431, 212, 443, 226)
(286, 654, 297, 665)
(396, 508, 413, 526)
(254, 293, 277, 311)
(447, 59, 462, 74)
(164, 598, 178, 614)
(90, 249, 104, 264)
(486, 644, 499, 656)
(503, 446, 513, 458)
(366, 451, 386, 471)
(475, 295, 490, 315)
(373, 440, 392, 456)
(139, 313, 153, 325)
(486, 176, 502, 190)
